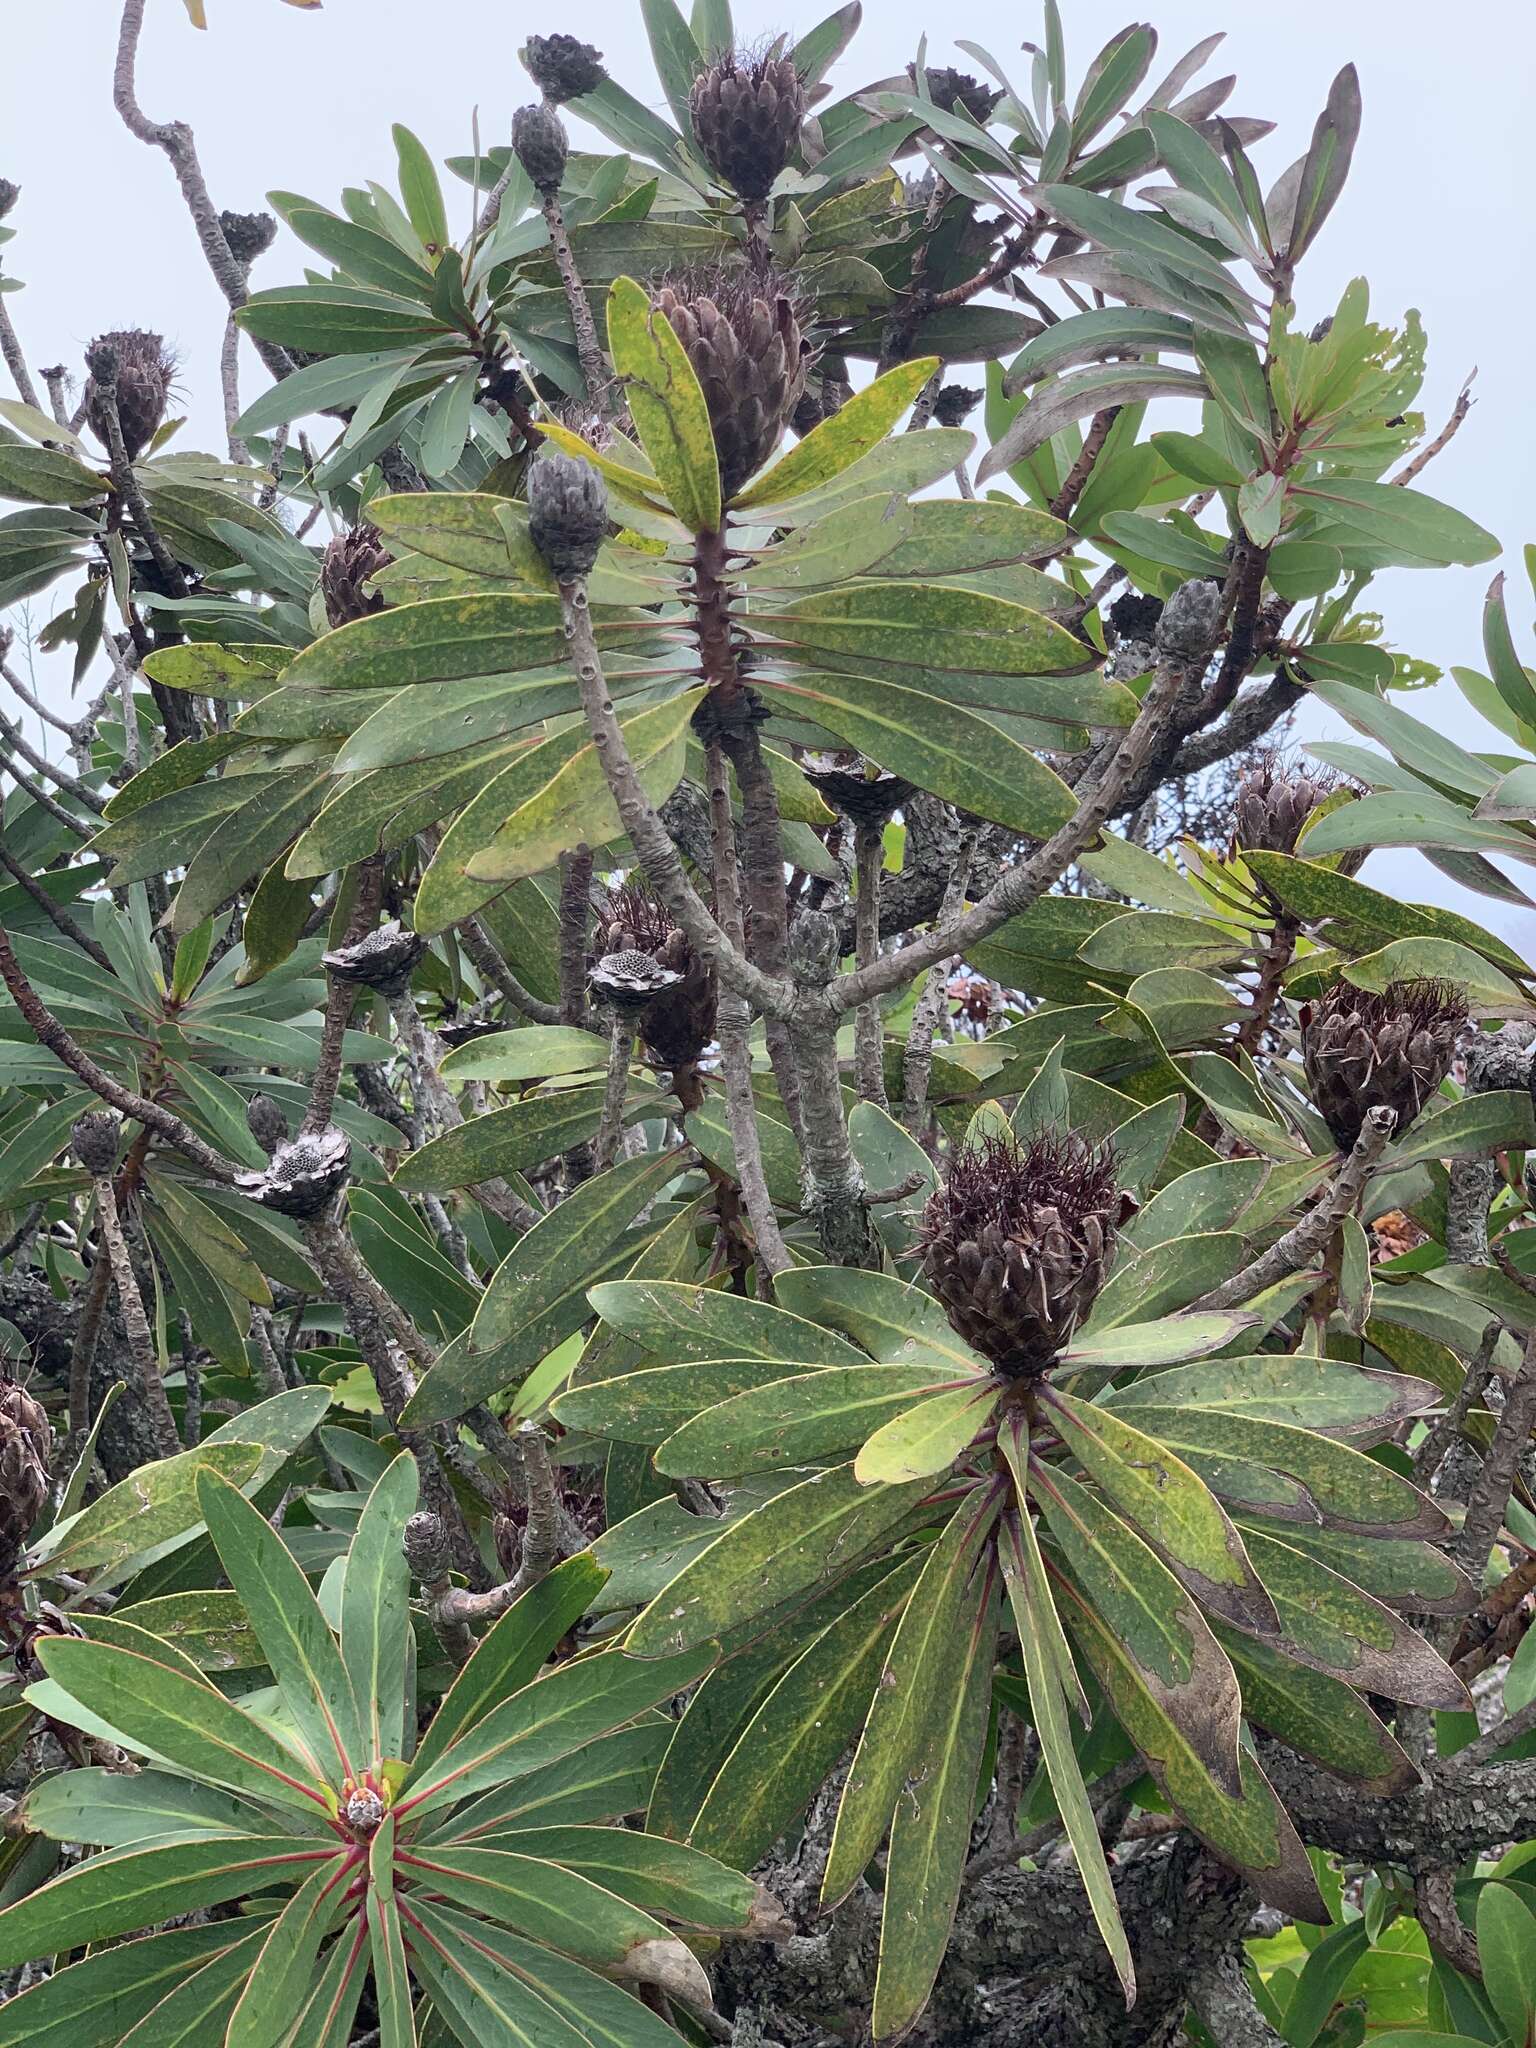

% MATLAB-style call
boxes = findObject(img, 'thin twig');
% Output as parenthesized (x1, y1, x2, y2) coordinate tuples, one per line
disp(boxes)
(592, 1012, 633, 1174)
(852, 822, 889, 1110)
(1455, 1322, 1536, 1581)
(0, 837, 113, 968)
(435, 1422, 565, 1628)
(903, 824, 976, 1130)
(460, 914, 563, 1026)
(1048, 407, 1120, 522)
(542, 190, 610, 414)
(1413, 1319, 1502, 1482)
(92, 1174, 180, 1458)
(1390, 373, 1476, 486)
(0, 300, 41, 413)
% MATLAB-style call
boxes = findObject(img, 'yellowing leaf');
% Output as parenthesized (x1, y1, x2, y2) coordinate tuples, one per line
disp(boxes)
(606, 276, 721, 534)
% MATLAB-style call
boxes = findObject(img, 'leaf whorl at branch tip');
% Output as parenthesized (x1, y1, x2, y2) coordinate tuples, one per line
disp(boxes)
(520, 32, 607, 106)
(511, 102, 568, 195)
(1107, 591, 1165, 643)
(527, 449, 608, 580)
(217, 208, 277, 266)
(320, 522, 393, 628)
(907, 63, 1004, 125)
(649, 269, 810, 500)
(83, 330, 175, 461)
(236, 1127, 351, 1218)
(689, 46, 808, 204)
(70, 1111, 121, 1177)
(917, 1129, 1132, 1379)
(245, 1091, 291, 1156)
(1301, 975, 1469, 1155)
(322, 919, 426, 998)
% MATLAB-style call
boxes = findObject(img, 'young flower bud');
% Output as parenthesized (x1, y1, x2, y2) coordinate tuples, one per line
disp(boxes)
(236, 1128, 352, 1219)
(689, 48, 807, 204)
(512, 102, 569, 194)
(403, 1508, 452, 1582)
(521, 32, 607, 105)
(245, 1092, 291, 1157)
(322, 920, 426, 999)
(71, 1111, 121, 1177)
(320, 522, 393, 628)
(650, 271, 809, 500)
(527, 451, 608, 581)
(1302, 977, 1468, 1154)
(1232, 758, 1337, 858)
(84, 330, 175, 461)
(918, 1130, 1132, 1378)
(218, 208, 278, 268)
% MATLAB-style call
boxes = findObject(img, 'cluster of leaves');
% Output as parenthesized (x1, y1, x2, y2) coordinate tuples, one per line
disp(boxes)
(0, 3, 1535, 2046)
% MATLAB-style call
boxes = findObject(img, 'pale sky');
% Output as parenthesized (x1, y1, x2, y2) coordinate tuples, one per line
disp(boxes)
(2, 1, 1534, 936)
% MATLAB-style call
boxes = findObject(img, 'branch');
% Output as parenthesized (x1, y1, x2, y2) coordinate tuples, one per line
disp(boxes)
(903, 822, 976, 1129)
(1390, 372, 1476, 486)
(541, 190, 610, 414)
(852, 822, 889, 1109)
(1454, 1320, 1536, 1581)
(89, 1169, 179, 1459)
(0, 919, 240, 1182)
(435, 1422, 565, 1629)
(1193, 1107, 1394, 1311)
(1048, 406, 1120, 522)
(1413, 1318, 1502, 1483)
(592, 1012, 633, 1174)
(0, 835, 113, 968)
(0, 299, 40, 414)
(459, 913, 563, 1027)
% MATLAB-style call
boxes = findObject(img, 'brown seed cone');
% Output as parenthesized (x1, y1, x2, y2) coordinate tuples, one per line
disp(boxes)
(522, 33, 606, 105)
(689, 50, 807, 203)
(84, 330, 175, 461)
(322, 919, 426, 999)
(1301, 976, 1468, 1154)
(1233, 758, 1338, 859)
(918, 1131, 1130, 1378)
(236, 1128, 352, 1219)
(0, 1375, 51, 1468)
(650, 273, 809, 500)
(321, 523, 393, 628)
(527, 450, 607, 581)
(512, 102, 569, 194)
(907, 64, 1002, 124)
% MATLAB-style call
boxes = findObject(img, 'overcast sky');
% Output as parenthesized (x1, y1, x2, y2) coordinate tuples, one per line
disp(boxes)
(2, 1, 1533, 934)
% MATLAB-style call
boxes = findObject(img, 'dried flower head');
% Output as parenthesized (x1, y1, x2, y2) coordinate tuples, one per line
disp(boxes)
(907, 64, 1002, 124)
(590, 948, 684, 1014)
(320, 523, 393, 628)
(801, 754, 914, 830)
(522, 33, 607, 105)
(598, 879, 676, 959)
(527, 450, 608, 581)
(932, 384, 983, 428)
(1108, 591, 1165, 643)
(236, 1128, 351, 1219)
(650, 269, 810, 499)
(689, 46, 807, 203)
(322, 920, 426, 999)
(83, 330, 176, 461)
(218, 209, 278, 267)
(0, 181, 19, 222)
(1302, 976, 1469, 1154)
(918, 1129, 1130, 1377)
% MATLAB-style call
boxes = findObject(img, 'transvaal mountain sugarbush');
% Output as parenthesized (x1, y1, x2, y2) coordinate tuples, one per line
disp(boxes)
(0, 4, 1534, 2045)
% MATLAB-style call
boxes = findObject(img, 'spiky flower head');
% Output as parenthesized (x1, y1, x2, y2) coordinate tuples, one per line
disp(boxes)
(320, 523, 393, 628)
(932, 384, 982, 427)
(1233, 757, 1339, 860)
(245, 1092, 290, 1158)
(218, 209, 277, 267)
(918, 1129, 1130, 1378)
(689, 46, 807, 204)
(590, 948, 684, 1014)
(527, 451, 608, 581)
(801, 754, 914, 830)
(0, 181, 18, 221)
(236, 1128, 351, 1219)
(83, 330, 175, 461)
(512, 102, 569, 194)
(322, 920, 426, 999)
(1302, 977, 1468, 1154)
(71, 1111, 120, 1177)
(650, 269, 809, 499)
(595, 881, 716, 1073)
(521, 33, 607, 105)
(1108, 591, 1164, 643)
(907, 64, 1002, 124)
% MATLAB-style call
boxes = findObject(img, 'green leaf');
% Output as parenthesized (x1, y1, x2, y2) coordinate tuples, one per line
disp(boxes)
(771, 1265, 990, 1376)
(1214, 1621, 1416, 1795)
(1060, 1311, 1254, 1373)
(390, 1085, 617, 1193)
(763, 575, 1087, 676)
(398, 1842, 673, 1969)
(734, 358, 939, 508)
(1077, 909, 1248, 975)
(1045, 1392, 1276, 1633)
(1054, 1571, 1326, 1922)
(1284, 63, 1361, 262)
(368, 1814, 414, 2048)
(478, 1822, 757, 1928)
(226, 1859, 344, 2048)
(1479, 1880, 1536, 2047)
(853, 1381, 998, 1485)
(115, 1928, 271, 2048)
(588, 1279, 867, 1366)
(653, 1365, 967, 1479)
(1242, 851, 1528, 975)
(402, 1643, 716, 1821)
(1481, 571, 1536, 732)
(405, 1151, 683, 1426)
(1290, 476, 1498, 568)
(684, 1560, 921, 1870)
(451, 1722, 670, 1836)
(977, 365, 1209, 484)
(0, 1925, 259, 2048)
(0, 1837, 330, 1967)
(606, 275, 720, 530)
(403, 1902, 632, 2048)
(33, 1637, 327, 1818)
(1104, 1353, 1439, 1440)
(997, 1448, 1132, 2001)
(824, 1504, 991, 1907)
(627, 1463, 929, 1658)
(285, 591, 567, 691)
(341, 1452, 419, 1765)
(870, 1555, 998, 2040)
(393, 124, 450, 252)
(412, 1554, 610, 1779)
(1081, 1232, 1247, 1331)
(758, 670, 1077, 838)
(197, 1470, 363, 1786)
(555, 1358, 823, 1447)
(33, 1441, 263, 1583)
(23, 1764, 285, 1847)
(0, 444, 106, 506)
